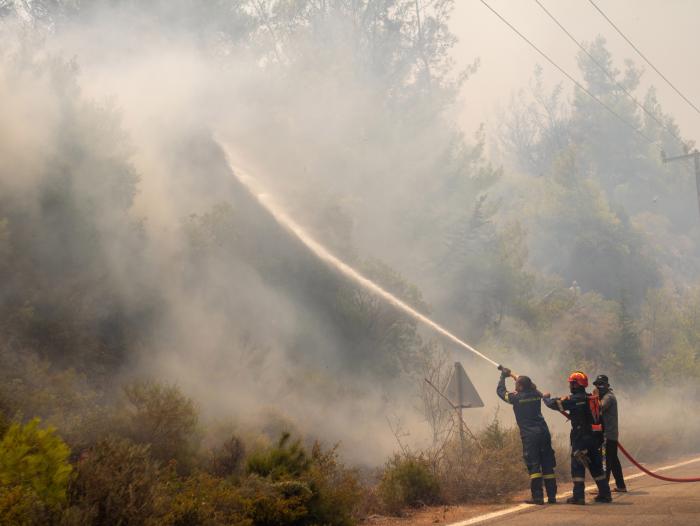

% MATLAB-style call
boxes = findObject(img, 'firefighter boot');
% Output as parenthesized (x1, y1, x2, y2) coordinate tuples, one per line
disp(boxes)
(566, 482, 585, 505)
(544, 477, 557, 504)
(593, 478, 612, 503)
(525, 477, 544, 505)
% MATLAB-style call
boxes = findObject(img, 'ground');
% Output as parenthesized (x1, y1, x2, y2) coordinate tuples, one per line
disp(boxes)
(362, 455, 700, 526)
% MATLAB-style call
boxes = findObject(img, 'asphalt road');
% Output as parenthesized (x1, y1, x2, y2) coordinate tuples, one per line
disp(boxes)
(475, 461, 700, 526)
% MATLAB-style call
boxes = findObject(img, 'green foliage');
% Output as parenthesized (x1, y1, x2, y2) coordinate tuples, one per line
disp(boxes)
(155, 472, 250, 526)
(241, 476, 314, 526)
(0, 419, 72, 507)
(246, 432, 311, 481)
(122, 381, 199, 472)
(378, 453, 440, 514)
(68, 437, 160, 526)
(0, 486, 53, 526)
(305, 443, 363, 526)
(244, 435, 361, 526)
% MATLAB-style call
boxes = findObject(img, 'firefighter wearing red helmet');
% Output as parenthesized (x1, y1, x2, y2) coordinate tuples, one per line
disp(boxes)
(543, 371, 612, 505)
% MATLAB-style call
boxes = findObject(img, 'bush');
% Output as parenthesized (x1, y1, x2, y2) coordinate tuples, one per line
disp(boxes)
(122, 381, 199, 473)
(378, 453, 440, 514)
(241, 476, 314, 526)
(0, 486, 53, 526)
(437, 418, 529, 504)
(246, 432, 310, 480)
(305, 442, 363, 526)
(68, 437, 160, 526)
(154, 472, 249, 526)
(208, 435, 246, 478)
(0, 418, 73, 508)
(244, 434, 362, 526)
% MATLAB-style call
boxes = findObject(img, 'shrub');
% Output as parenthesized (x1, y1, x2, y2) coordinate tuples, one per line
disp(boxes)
(0, 418, 73, 507)
(305, 442, 363, 526)
(437, 418, 529, 504)
(208, 435, 246, 478)
(378, 453, 440, 514)
(68, 437, 160, 526)
(246, 432, 310, 480)
(244, 434, 362, 526)
(0, 486, 52, 526)
(154, 472, 249, 526)
(241, 476, 313, 526)
(122, 381, 199, 473)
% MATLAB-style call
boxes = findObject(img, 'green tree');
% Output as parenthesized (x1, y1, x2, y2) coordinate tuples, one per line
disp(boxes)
(613, 294, 647, 385)
(0, 419, 72, 507)
(122, 382, 199, 472)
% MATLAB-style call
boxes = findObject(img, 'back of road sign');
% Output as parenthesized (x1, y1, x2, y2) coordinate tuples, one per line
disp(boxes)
(446, 361, 484, 408)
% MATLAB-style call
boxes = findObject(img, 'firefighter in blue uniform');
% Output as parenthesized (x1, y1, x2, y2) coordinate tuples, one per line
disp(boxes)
(497, 367, 557, 504)
(543, 371, 612, 505)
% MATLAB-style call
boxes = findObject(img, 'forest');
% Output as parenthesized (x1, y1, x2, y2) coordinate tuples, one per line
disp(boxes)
(1, 1, 699, 524)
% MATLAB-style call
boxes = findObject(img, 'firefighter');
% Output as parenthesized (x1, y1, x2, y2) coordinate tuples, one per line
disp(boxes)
(497, 367, 557, 505)
(543, 371, 612, 505)
(593, 374, 627, 492)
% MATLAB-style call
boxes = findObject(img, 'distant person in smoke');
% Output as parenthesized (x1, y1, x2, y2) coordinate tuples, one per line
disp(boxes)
(543, 371, 612, 505)
(593, 374, 627, 492)
(497, 367, 557, 505)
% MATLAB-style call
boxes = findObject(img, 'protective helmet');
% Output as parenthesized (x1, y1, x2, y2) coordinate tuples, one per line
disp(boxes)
(593, 374, 609, 387)
(568, 371, 588, 388)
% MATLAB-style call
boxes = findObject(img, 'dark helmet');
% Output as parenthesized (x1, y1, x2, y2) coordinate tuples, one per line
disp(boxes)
(593, 374, 609, 388)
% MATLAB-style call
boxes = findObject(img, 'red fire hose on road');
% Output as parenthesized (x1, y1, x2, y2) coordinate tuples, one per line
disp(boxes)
(616, 442, 700, 483)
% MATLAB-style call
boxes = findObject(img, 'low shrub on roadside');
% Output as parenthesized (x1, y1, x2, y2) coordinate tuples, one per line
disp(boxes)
(378, 453, 440, 514)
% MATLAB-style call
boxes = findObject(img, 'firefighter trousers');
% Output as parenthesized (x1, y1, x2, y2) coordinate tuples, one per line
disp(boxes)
(522, 431, 557, 501)
(571, 442, 611, 500)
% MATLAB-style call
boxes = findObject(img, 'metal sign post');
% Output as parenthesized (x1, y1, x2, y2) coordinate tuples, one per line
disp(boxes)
(445, 361, 484, 454)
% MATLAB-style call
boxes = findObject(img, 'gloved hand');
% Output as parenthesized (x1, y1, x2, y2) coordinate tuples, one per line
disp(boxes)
(499, 366, 511, 378)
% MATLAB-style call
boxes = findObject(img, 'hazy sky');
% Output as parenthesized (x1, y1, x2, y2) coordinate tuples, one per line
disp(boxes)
(450, 0, 700, 153)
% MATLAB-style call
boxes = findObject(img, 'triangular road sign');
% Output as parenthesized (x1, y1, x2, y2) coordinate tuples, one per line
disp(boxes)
(446, 361, 484, 408)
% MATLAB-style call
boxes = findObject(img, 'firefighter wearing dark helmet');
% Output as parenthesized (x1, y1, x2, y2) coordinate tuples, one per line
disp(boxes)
(543, 371, 612, 504)
(497, 368, 557, 505)
(594, 374, 627, 492)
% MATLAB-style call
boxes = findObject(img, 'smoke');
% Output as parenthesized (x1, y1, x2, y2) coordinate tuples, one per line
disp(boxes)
(0, 1, 492, 464)
(2, 1, 698, 468)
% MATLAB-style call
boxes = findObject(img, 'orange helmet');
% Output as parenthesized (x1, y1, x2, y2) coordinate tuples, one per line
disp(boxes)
(568, 371, 588, 388)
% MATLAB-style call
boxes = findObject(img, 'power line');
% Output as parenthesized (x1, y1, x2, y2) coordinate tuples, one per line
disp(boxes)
(478, 0, 654, 144)
(588, 0, 700, 117)
(534, 0, 687, 150)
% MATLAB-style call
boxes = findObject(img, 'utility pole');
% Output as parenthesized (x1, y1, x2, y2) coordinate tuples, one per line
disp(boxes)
(662, 149, 700, 218)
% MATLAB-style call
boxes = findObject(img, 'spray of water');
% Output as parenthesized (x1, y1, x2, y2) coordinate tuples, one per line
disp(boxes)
(217, 141, 499, 368)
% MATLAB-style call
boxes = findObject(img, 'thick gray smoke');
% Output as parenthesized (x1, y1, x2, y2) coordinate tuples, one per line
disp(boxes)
(0, 1, 504, 463)
(2, 1, 698, 466)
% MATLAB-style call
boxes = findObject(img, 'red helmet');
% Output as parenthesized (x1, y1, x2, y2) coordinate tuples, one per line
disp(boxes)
(568, 371, 588, 388)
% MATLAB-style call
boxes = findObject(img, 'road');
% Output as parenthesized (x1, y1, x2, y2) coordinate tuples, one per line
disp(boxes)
(451, 457, 700, 526)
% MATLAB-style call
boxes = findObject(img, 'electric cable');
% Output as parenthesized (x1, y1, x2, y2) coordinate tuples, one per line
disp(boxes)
(534, 0, 688, 150)
(588, 0, 700, 117)
(478, 0, 654, 144)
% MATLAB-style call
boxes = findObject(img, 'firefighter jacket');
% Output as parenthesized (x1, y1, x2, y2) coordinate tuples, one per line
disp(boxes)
(544, 388, 594, 449)
(599, 388, 619, 441)
(497, 376, 550, 439)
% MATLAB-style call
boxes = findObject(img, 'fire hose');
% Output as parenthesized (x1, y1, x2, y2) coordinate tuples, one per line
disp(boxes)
(499, 366, 700, 483)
